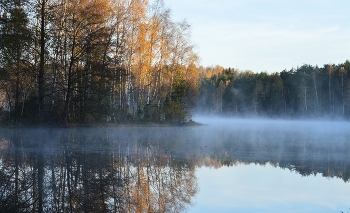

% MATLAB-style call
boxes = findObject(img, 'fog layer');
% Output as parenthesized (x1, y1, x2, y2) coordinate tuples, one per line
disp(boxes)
(0, 118, 350, 212)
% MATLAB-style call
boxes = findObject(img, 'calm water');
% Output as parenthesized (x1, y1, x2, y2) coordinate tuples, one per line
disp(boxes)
(0, 119, 350, 212)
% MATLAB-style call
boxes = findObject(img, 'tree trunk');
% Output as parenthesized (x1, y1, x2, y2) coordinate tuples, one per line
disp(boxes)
(63, 35, 76, 124)
(38, 0, 46, 123)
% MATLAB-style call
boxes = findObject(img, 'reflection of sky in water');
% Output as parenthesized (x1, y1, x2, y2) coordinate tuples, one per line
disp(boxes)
(1, 119, 350, 212)
(191, 164, 350, 213)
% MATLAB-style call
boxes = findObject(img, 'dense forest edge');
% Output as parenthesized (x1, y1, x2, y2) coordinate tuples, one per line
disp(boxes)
(0, 0, 350, 126)
(197, 62, 350, 119)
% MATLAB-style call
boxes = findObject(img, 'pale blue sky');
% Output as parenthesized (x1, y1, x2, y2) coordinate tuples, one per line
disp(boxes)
(159, 0, 350, 73)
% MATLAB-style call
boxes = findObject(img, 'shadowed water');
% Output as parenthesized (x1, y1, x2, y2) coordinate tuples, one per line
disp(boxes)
(0, 119, 350, 212)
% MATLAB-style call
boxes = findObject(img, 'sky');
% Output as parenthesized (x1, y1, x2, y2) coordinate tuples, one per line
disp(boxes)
(157, 0, 350, 73)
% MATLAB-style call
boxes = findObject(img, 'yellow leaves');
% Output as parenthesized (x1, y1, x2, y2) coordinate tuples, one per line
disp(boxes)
(64, 0, 112, 30)
(186, 62, 199, 88)
(204, 65, 224, 78)
(129, 0, 149, 21)
(110, 0, 199, 98)
(82, 0, 113, 22)
(52, 0, 199, 113)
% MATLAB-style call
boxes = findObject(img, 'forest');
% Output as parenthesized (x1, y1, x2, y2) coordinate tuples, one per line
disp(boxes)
(1, 0, 350, 126)
(0, 0, 199, 125)
(197, 62, 350, 119)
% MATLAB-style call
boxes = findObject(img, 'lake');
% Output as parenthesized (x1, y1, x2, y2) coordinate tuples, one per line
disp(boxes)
(0, 118, 349, 212)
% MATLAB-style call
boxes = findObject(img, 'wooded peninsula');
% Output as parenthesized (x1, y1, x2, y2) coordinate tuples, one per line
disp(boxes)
(0, 0, 349, 126)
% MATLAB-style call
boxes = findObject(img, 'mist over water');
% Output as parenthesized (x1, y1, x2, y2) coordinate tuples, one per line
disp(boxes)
(193, 116, 350, 148)
(189, 116, 350, 212)
(194, 114, 349, 129)
(192, 117, 350, 196)
(0, 117, 350, 212)
(194, 115, 350, 141)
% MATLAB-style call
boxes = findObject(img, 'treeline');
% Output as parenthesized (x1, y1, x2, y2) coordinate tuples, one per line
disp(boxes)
(1, 1, 350, 125)
(0, 0, 199, 125)
(197, 61, 350, 119)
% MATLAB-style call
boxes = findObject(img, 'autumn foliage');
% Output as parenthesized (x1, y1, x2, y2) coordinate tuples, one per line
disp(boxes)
(0, 0, 199, 125)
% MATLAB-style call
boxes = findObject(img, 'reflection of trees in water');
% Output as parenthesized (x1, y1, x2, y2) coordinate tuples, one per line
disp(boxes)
(0, 129, 198, 213)
(1, 126, 349, 212)
(193, 126, 350, 182)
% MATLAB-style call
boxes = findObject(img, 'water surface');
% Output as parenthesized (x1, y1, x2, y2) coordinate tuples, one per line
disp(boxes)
(0, 119, 349, 212)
